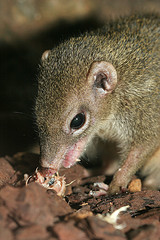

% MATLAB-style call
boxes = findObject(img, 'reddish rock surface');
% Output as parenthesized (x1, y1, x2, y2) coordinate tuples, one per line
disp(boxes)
(0, 153, 160, 240)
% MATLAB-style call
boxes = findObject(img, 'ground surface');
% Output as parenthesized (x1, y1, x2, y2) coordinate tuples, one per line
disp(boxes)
(0, 152, 160, 240)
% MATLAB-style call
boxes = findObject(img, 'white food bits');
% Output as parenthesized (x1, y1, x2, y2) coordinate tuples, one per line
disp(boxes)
(97, 205, 129, 230)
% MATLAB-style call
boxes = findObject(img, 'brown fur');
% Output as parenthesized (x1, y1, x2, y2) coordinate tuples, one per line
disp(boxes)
(35, 14, 160, 194)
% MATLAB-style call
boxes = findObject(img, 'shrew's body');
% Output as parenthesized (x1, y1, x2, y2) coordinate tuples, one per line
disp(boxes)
(36, 14, 160, 194)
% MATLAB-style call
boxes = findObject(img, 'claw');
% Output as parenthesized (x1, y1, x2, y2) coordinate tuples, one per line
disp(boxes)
(89, 182, 109, 197)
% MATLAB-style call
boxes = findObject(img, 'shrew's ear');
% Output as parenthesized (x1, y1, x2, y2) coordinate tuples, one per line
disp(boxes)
(41, 50, 51, 61)
(87, 61, 117, 96)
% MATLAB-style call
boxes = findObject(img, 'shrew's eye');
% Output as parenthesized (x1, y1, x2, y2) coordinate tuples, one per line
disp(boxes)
(70, 113, 85, 130)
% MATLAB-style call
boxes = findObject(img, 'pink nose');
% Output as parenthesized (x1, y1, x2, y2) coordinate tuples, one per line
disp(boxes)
(39, 166, 57, 177)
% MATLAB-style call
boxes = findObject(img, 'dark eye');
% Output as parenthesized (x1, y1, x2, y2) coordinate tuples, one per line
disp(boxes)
(70, 113, 85, 130)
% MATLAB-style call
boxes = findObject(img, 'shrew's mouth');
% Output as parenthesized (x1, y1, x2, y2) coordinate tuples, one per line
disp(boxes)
(62, 138, 87, 168)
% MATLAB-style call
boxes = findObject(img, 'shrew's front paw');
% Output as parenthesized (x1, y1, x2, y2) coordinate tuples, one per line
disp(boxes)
(108, 181, 127, 195)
